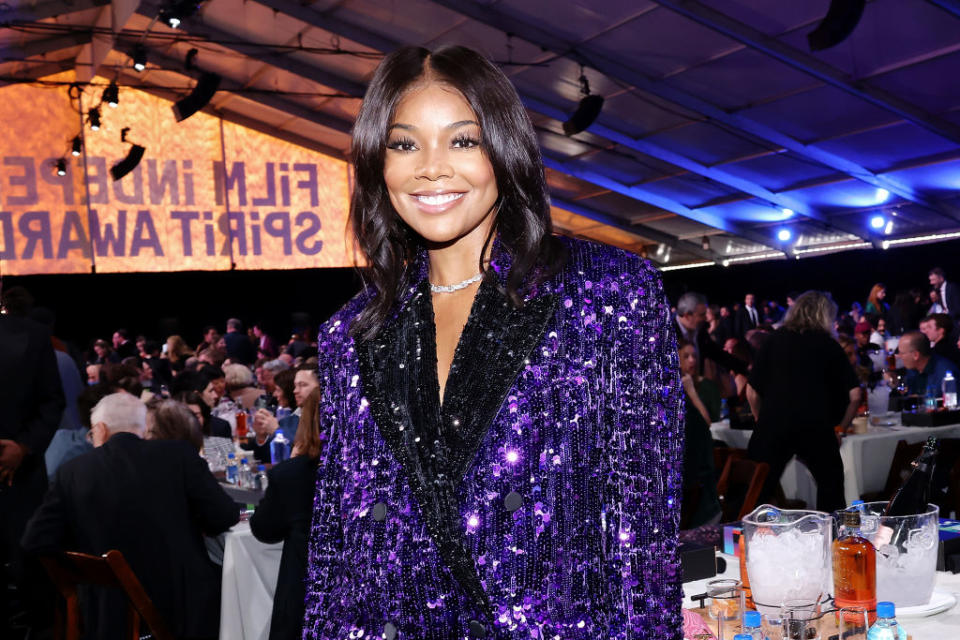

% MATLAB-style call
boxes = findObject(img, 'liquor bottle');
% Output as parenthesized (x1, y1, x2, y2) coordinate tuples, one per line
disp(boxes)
(833, 510, 877, 624)
(881, 437, 938, 550)
(235, 410, 248, 440)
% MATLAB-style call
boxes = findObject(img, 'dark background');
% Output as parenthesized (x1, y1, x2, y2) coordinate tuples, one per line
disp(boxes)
(3, 237, 957, 355)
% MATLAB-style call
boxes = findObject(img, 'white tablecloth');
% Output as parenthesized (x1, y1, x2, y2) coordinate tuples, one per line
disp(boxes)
(683, 554, 960, 639)
(219, 520, 284, 640)
(710, 420, 960, 509)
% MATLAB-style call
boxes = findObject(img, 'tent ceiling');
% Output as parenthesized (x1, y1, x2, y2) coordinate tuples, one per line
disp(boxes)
(3, 0, 960, 267)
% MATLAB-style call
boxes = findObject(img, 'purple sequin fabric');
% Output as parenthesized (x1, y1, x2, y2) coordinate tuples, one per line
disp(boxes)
(303, 237, 684, 639)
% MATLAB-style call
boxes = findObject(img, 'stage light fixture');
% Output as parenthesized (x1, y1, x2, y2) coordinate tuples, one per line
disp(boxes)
(173, 72, 221, 122)
(884, 220, 894, 235)
(563, 67, 604, 136)
(71, 136, 82, 156)
(111, 144, 146, 181)
(132, 45, 147, 72)
(777, 228, 792, 242)
(781, 208, 794, 218)
(807, 0, 866, 51)
(160, 0, 202, 30)
(870, 215, 886, 230)
(875, 187, 890, 202)
(55, 158, 67, 176)
(103, 80, 119, 108)
(88, 108, 101, 130)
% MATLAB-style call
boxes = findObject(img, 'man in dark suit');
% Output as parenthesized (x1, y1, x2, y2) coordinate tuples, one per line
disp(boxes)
(0, 310, 65, 636)
(734, 292, 761, 338)
(921, 313, 960, 369)
(674, 292, 748, 377)
(930, 267, 960, 329)
(22, 392, 239, 639)
(223, 318, 256, 365)
(112, 328, 138, 360)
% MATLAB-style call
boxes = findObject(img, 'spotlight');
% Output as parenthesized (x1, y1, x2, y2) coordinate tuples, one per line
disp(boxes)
(103, 80, 119, 108)
(160, 0, 202, 30)
(55, 158, 67, 176)
(71, 135, 82, 157)
(781, 208, 794, 218)
(875, 187, 890, 202)
(701, 236, 711, 251)
(884, 220, 894, 235)
(870, 215, 886, 230)
(807, 0, 866, 51)
(110, 144, 146, 181)
(563, 68, 604, 136)
(132, 45, 147, 72)
(881, 240, 890, 250)
(173, 72, 221, 122)
(721, 259, 730, 267)
(88, 107, 101, 130)
(777, 228, 792, 242)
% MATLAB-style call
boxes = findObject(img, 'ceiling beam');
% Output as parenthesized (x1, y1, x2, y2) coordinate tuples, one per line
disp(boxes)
(135, 2, 367, 97)
(75, 0, 139, 82)
(654, 0, 960, 145)
(542, 153, 782, 253)
(115, 43, 354, 135)
(115, 67, 347, 158)
(0, 0, 109, 22)
(0, 59, 75, 87)
(253, 0, 399, 53)
(550, 195, 719, 263)
(1, 32, 92, 59)
(928, 0, 960, 20)
(525, 94, 871, 242)
(425, 0, 960, 222)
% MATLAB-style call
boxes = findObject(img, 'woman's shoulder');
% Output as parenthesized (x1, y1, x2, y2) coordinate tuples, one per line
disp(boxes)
(555, 235, 663, 291)
(316, 288, 375, 352)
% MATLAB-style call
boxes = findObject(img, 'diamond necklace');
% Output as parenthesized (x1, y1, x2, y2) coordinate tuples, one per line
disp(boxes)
(429, 272, 483, 294)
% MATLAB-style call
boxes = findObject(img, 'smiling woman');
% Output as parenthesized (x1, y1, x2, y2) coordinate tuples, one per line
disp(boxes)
(301, 45, 684, 640)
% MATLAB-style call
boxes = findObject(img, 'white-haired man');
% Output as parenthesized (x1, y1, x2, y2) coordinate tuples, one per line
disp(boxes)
(22, 392, 238, 639)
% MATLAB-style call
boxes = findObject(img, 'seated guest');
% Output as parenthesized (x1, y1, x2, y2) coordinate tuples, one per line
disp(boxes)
(221, 363, 263, 412)
(900, 330, 956, 397)
(250, 389, 321, 640)
(258, 358, 288, 401)
(869, 317, 889, 348)
(677, 340, 722, 528)
(146, 398, 203, 452)
(271, 368, 296, 413)
(249, 365, 317, 462)
(196, 325, 220, 356)
(180, 391, 232, 439)
(853, 322, 881, 372)
(22, 392, 238, 640)
(920, 313, 960, 368)
(43, 384, 109, 481)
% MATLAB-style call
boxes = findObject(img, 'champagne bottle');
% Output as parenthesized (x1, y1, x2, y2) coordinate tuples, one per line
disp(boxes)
(879, 437, 937, 551)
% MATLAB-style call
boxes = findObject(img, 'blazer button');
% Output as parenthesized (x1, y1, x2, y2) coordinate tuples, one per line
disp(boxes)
(503, 491, 523, 513)
(383, 622, 398, 640)
(468, 620, 486, 638)
(372, 502, 388, 521)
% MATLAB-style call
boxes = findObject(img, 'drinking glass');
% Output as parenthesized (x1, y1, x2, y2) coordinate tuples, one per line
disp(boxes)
(780, 599, 822, 640)
(706, 578, 743, 640)
(835, 606, 869, 640)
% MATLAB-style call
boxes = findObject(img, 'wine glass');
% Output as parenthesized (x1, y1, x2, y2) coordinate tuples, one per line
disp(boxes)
(780, 599, 822, 640)
(706, 578, 743, 640)
(835, 606, 870, 640)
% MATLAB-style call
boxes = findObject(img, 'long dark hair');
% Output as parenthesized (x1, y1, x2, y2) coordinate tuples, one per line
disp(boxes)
(350, 45, 566, 339)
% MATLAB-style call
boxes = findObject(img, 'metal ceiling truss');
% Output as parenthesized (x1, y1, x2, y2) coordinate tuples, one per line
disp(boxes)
(0, 0, 109, 22)
(549, 195, 720, 264)
(655, 0, 960, 146)
(1, 31, 92, 58)
(425, 0, 960, 223)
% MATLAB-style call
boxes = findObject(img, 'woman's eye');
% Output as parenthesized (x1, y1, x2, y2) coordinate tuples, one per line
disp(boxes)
(386, 137, 417, 152)
(452, 135, 480, 149)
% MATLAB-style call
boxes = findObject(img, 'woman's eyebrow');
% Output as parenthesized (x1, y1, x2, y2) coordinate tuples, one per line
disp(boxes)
(387, 120, 479, 131)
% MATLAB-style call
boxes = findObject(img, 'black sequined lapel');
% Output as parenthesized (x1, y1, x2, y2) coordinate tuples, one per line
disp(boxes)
(440, 278, 558, 486)
(358, 281, 494, 618)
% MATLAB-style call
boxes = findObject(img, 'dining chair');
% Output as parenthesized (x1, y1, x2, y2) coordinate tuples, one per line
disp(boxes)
(716, 457, 770, 522)
(40, 549, 174, 640)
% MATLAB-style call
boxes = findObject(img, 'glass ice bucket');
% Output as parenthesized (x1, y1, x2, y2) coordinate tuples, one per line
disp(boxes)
(859, 502, 939, 607)
(742, 505, 833, 616)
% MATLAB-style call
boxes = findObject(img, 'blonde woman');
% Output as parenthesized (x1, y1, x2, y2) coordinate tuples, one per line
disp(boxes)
(746, 291, 860, 511)
(164, 335, 194, 372)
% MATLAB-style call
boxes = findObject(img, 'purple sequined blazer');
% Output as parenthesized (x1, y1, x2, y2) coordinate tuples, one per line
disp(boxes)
(303, 237, 684, 639)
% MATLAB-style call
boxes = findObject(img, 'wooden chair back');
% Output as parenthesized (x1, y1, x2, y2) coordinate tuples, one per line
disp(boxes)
(717, 457, 770, 522)
(40, 549, 174, 640)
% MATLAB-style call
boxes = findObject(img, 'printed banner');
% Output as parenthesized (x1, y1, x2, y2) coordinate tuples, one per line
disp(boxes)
(0, 72, 353, 275)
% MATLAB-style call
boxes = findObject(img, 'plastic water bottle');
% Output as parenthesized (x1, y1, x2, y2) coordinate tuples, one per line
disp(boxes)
(867, 601, 907, 640)
(741, 610, 763, 640)
(720, 397, 729, 420)
(270, 429, 290, 465)
(238, 457, 253, 489)
(943, 371, 957, 409)
(225, 452, 238, 485)
(255, 464, 268, 491)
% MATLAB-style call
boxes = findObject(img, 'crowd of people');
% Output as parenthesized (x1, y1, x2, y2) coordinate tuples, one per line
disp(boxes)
(677, 266, 960, 529)
(0, 285, 328, 640)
